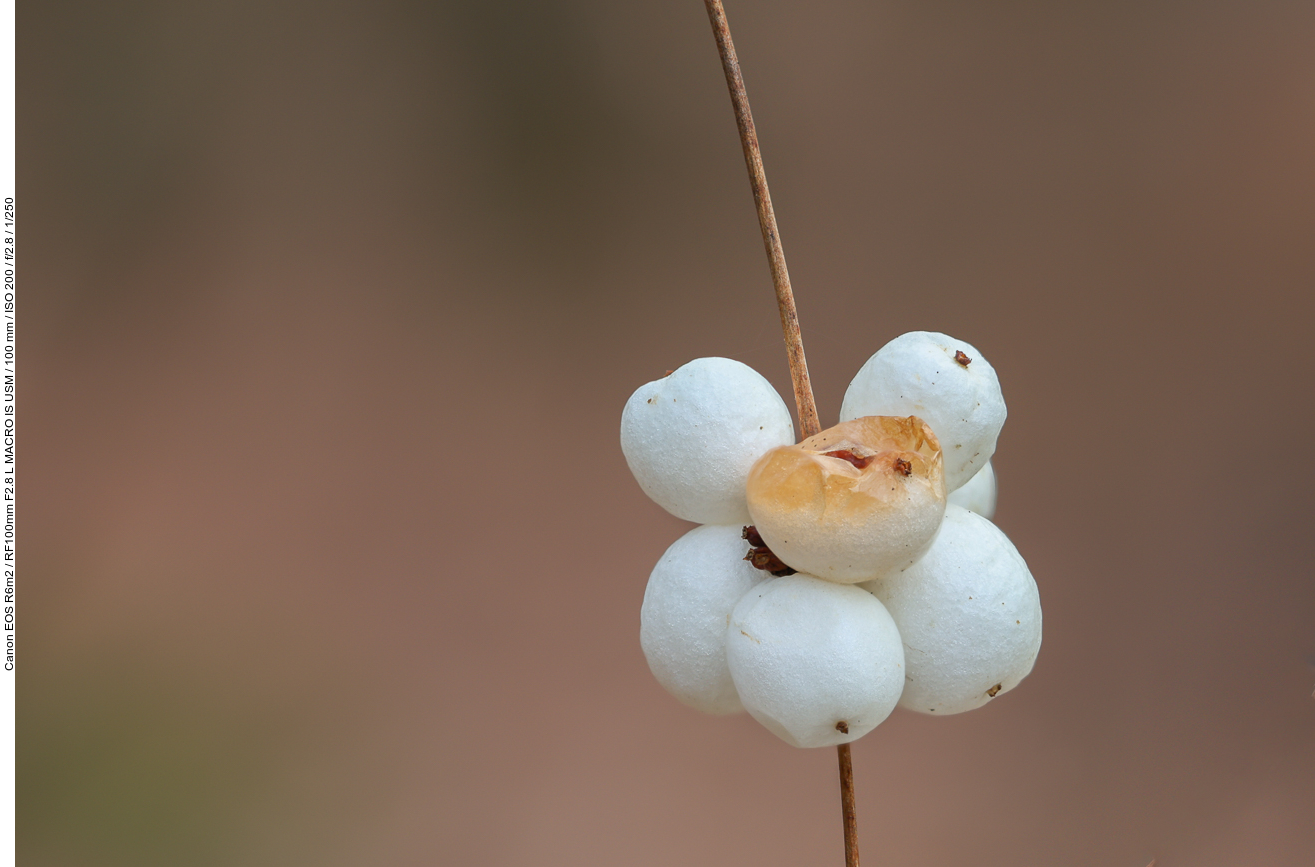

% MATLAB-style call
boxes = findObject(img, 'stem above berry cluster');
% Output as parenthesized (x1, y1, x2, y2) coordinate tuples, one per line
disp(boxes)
(703, 0, 821, 441)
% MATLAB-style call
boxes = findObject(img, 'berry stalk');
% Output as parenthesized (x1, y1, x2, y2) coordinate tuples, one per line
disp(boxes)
(702, 3, 857, 864)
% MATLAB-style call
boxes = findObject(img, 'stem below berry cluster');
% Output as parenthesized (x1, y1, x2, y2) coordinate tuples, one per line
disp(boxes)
(702, 3, 857, 865)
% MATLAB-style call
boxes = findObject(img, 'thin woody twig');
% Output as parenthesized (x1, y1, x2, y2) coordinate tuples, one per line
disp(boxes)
(837, 741, 860, 867)
(702, 3, 855, 865)
(703, 0, 821, 441)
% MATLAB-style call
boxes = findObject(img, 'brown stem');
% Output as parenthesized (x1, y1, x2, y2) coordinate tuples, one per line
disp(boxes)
(703, 3, 855, 865)
(837, 743, 860, 867)
(703, 0, 821, 440)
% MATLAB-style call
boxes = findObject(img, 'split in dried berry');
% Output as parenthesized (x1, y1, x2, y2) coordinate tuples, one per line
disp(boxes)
(823, 448, 876, 469)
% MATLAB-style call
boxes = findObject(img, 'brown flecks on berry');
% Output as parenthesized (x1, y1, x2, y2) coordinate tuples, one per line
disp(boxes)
(986, 683, 1002, 697)
(893, 458, 913, 476)
(835, 721, 849, 734)
(954, 350, 972, 366)
(742, 525, 765, 547)
(823, 448, 875, 469)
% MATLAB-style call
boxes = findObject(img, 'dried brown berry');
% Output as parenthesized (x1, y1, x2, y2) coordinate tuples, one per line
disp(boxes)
(746, 542, 794, 576)
(954, 350, 972, 366)
(741, 525, 765, 548)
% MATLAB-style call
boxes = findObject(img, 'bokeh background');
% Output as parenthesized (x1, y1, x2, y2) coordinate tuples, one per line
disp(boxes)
(21, 1, 1315, 865)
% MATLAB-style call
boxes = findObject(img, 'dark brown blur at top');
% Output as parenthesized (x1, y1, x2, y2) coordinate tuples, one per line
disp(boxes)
(20, 2, 1315, 865)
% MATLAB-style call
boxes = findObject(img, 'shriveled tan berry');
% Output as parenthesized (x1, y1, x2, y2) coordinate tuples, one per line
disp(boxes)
(745, 416, 948, 583)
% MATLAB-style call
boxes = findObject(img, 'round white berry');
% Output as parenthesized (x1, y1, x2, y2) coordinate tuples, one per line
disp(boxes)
(745, 416, 947, 583)
(840, 331, 1005, 492)
(621, 357, 795, 524)
(640, 524, 765, 715)
(947, 459, 997, 520)
(726, 574, 905, 748)
(862, 505, 1040, 715)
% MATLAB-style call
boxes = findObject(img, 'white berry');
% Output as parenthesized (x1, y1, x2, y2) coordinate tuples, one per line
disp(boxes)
(621, 357, 795, 524)
(947, 459, 997, 520)
(745, 416, 947, 583)
(840, 331, 1005, 492)
(863, 504, 1041, 715)
(640, 524, 766, 715)
(726, 574, 905, 748)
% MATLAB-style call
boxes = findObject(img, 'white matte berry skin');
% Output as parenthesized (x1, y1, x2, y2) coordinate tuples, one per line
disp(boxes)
(745, 416, 947, 583)
(862, 505, 1040, 715)
(621, 357, 796, 524)
(641, 524, 766, 715)
(841, 331, 1005, 492)
(726, 574, 905, 748)
(947, 459, 997, 520)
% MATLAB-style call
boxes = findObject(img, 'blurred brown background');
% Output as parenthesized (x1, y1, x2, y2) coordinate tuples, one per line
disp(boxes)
(20, 1, 1315, 865)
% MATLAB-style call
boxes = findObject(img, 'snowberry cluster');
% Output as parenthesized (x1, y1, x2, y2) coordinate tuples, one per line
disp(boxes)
(621, 332, 1041, 748)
